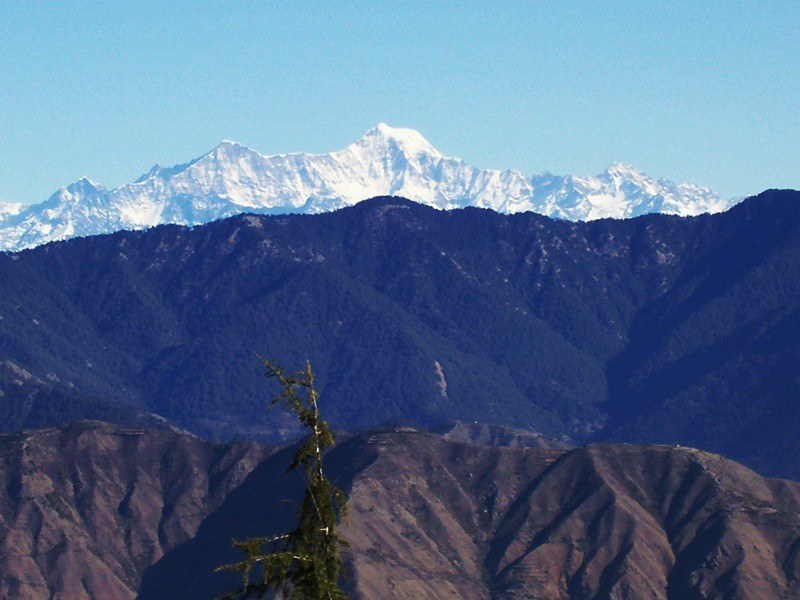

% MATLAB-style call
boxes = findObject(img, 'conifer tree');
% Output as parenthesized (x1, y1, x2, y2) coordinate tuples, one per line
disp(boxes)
(216, 359, 348, 600)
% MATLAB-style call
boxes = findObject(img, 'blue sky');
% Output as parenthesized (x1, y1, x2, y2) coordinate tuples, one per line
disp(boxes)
(1, 1, 798, 203)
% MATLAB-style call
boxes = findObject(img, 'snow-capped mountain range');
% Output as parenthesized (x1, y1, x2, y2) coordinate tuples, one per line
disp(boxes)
(0, 124, 736, 251)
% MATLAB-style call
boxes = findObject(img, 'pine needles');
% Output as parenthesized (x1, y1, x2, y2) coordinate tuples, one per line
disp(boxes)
(216, 359, 348, 600)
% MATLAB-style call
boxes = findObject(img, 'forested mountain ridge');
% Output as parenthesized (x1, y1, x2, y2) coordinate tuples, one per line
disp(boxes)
(0, 190, 798, 478)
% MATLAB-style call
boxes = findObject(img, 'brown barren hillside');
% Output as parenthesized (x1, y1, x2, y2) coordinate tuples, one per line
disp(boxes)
(336, 433, 800, 600)
(0, 422, 269, 599)
(1, 423, 799, 599)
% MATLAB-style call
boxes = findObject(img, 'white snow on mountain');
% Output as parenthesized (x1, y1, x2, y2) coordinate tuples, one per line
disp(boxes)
(0, 124, 736, 251)
(0, 201, 23, 223)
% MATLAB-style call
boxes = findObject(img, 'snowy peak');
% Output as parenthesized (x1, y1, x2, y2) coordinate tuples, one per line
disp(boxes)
(603, 163, 645, 179)
(136, 165, 165, 182)
(0, 125, 737, 251)
(66, 177, 105, 194)
(209, 139, 261, 158)
(190, 140, 265, 176)
(353, 123, 442, 158)
(43, 177, 106, 208)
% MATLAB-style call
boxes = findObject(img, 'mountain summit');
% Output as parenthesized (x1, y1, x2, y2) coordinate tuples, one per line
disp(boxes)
(0, 125, 734, 251)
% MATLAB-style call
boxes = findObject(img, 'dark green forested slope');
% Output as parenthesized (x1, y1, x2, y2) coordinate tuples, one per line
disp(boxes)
(0, 191, 798, 477)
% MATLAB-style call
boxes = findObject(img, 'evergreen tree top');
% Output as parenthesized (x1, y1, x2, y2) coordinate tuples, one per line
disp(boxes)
(216, 359, 348, 600)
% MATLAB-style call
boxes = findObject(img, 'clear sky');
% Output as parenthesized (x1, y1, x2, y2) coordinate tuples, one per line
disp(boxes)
(1, 1, 798, 203)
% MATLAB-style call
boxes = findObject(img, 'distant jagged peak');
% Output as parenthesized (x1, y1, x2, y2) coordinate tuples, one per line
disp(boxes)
(72, 176, 104, 190)
(135, 160, 198, 183)
(211, 138, 263, 156)
(345, 123, 443, 158)
(194, 139, 268, 168)
(603, 162, 647, 178)
(136, 164, 165, 182)
(217, 138, 246, 148)
(54, 176, 106, 201)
